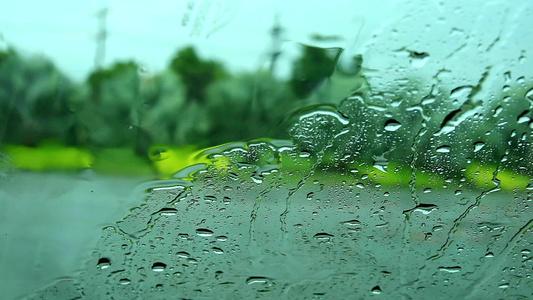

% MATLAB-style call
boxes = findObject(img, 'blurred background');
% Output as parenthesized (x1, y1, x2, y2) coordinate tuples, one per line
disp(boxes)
(0, 0, 378, 177)
(0, 1, 532, 298)
(0, 0, 531, 178)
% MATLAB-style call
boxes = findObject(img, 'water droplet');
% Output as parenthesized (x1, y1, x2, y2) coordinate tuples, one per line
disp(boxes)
(438, 266, 461, 273)
(408, 50, 429, 67)
(299, 110, 350, 125)
(517, 110, 530, 123)
(313, 232, 334, 241)
(158, 208, 178, 216)
(97, 257, 111, 270)
(246, 276, 271, 285)
(521, 249, 531, 254)
(373, 155, 389, 172)
(251, 176, 263, 184)
(371, 285, 382, 294)
(421, 97, 435, 105)
(188, 258, 198, 265)
(384, 119, 402, 131)
(498, 283, 509, 289)
(376, 222, 389, 228)
(450, 86, 473, 99)
(526, 87, 533, 101)
(299, 151, 311, 158)
(215, 270, 224, 279)
(196, 228, 214, 237)
(432, 225, 443, 232)
(204, 195, 217, 203)
(119, 278, 131, 285)
(504, 71, 511, 82)
(152, 262, 167, 272)
(212, 247, 224, 254)
(436, 145, 451, 153)
(306, 192, 315, 200)
(341, 219, 361, 227)
(215, 235, 228, 241)
(176, 251, 190, 258)
(494, 106, 503, 117)
(473, 142, 485, 152)
(404, 203, 438, 215)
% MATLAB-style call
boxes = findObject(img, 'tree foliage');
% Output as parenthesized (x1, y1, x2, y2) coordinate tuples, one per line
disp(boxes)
(0, 48, 74, 146)
(0, 44, 531, 177)
(169, 46, 227, 103)
(289, 45, 342, 99)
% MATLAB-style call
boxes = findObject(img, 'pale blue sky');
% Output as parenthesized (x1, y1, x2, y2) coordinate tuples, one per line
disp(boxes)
(0, 0, 531, 89)
(0, 0, 395, 80)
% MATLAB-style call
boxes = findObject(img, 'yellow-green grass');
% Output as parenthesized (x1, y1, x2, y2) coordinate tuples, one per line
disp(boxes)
(2, 143, 531, 191)
(1, 143, 230, 178)
(464, 163, 530, 191)
(3, 144, 155, 176)
(358, 163, 446, 188)
(92, 148, 154, 176)
(147, 144, 231, 179)
(3, 144, 93, 171)
(357, 162, 530, 191)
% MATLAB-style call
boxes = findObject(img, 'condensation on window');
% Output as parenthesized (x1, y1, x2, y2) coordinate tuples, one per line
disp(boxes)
(1, 0, 532, 299)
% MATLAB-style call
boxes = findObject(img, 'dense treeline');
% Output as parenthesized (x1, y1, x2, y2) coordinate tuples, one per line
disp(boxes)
(0, 45, 361, 151)
(0, 45, 531, 177)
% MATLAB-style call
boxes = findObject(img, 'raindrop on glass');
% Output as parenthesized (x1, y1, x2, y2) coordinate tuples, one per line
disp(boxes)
(313, 232, 334, 241)
(473, 142, 485, 152)
(97, 257, 111, 270)
(152, 262, 167, 272)
(196, 228, 214, 237)
(246, 277, 271, 285)
(384, 119, 402, 131)
(176, 251, 190, 258)
(436, 145, 451, 153)
(371, 285, 382, 294)
(212, 247, 224, 254)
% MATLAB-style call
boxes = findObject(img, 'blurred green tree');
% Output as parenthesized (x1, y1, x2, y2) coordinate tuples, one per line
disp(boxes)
(289, 45, 343, 99)
(169, 46, 227, 103)
(0, 48, 74, 146)
(83, 61, 151, 155)
(206, 71, 294, 145)
(141, 70, 211, 146)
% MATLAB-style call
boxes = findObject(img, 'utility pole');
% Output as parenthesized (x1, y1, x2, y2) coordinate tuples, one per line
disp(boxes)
(269, 15, 283, 74)
(94, 7, 108, 70)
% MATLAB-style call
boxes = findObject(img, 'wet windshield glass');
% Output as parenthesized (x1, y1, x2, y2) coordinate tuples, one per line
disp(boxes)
(1, 0, 532, 299)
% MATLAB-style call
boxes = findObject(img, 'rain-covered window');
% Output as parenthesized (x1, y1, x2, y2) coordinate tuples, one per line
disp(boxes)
(1, 1, 532, 299)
